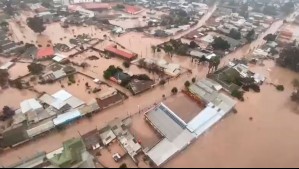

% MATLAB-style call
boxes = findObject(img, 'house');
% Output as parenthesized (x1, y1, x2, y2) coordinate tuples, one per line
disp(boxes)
(20, 99, 43, 114)
(128, 79, 155, 95)
(36, 47, 55, 60)
(96, 92, 124, 110)
(109, 119, 142, 162)
(157, 59, 181, 77)
(124, 6, 144, 15)
(104, 45, 137, 61)
(189, 49, 216, 60)
(110, 71, 131, 84)
(82, 129, 102, 151)
(99, 126, 116, 146)
(79, 3, 112, 11)
(37, 12, 55, 23)
(48, 138, 96, 168)
(0, 123, 29, 148)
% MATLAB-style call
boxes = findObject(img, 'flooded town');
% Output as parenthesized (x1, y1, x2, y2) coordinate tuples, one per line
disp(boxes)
(0, 0, 298, 168)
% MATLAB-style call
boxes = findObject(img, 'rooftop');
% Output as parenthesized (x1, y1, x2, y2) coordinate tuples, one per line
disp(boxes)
(36, 47, 55, 59)
(104, 45, 137, 60)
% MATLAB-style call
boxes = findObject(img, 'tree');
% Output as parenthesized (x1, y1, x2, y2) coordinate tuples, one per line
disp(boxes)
(114, 4, 125, 10)
(229, 29, 241, 40)
(277, 46, 299, 72)
(171, 87, 178, 95)
(151, 45, 156, 55)
(263, 34, 277, 42)
(231, 90, 244, 101)
(123, 61, 130, 68)
(28, 63, 44, 75)
(189, 41, 199, 49)
(276, 85, 284, 91)
(282, 2, 295, 14)
(246, 29, 255, 42)
(119, 163, 127, 168)
(163, 45, 174, 57)
(208, 56, 221, 73)
(192, 77, 196, 83)
(14, 80, 23, 89)
(212, 37, 230, 50)
(185, 81, 191, 88)
(0, 21, 9, 28)
(292, 79, 299, 89)
(0, 70, 9, 88)
(27, 16, 46, 34)
(159, 79, 166, 86)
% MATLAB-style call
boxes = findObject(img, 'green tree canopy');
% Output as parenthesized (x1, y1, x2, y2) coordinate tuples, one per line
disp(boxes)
(229, 29, 241, 40)
(27, 63, 44, 75)
(27, 16, 46, 34)
(212, 37, 230, 50)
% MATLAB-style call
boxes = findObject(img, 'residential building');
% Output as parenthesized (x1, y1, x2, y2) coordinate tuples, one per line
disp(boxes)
(104, 45, 138, 61)
(48, 138, 96, 168)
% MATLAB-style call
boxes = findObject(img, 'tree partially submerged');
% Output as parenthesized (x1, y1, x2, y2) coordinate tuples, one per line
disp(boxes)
(229, 29, 241, 40)
(171, 87, 178, 95)
(27, 16, 46, 34)
(0, 70, 9, 88)
(28, 63, 44, 75)
(212, 37, 230, 50)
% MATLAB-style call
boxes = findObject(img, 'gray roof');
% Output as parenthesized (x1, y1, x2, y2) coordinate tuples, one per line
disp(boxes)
(146, 104, 185, 141)
(189, 79, 237, 114)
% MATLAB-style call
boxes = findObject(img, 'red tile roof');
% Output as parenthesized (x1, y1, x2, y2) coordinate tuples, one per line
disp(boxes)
(124, 6, 143, 14)
(79, 3, 111, 10)
(104, 45, 137, 60)
(37, 47, 55, 59)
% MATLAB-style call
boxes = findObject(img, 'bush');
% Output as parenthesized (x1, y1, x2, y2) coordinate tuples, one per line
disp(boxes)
(276, 85, 284, 91)
(192, 77, 196, 83)
(68, 74, 76, 84)
(184, 81, 191, 88)
(171, 87, 178, 94)
(119, 163, 127, 168)
(123, 61, 131, 68)
(159, 79, 166, 86)
(231, 90, 244, 101)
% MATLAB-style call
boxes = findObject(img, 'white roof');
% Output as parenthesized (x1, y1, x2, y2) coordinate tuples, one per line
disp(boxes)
(20, 99, 43, 114)
(187, 103, 229, 138)
(52, 54, 67, 62)
(0, 62, 14, 70)
(39, 94, 56, 105)
(51, 100, 68, 110)
(146, 129, 194, 166)
(66, 96, 85, 109)
(53, 69, 66, 79)
(52, 90, 72, 101)
(53, 109, 81, 126)
(27, 119, 55, 138)
(147, 139, 178, 166)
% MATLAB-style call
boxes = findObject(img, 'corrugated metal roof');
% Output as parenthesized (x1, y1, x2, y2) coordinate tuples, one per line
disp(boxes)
(20, 99, 43, 114)
(52, 90, 72, 101)
(53, 109, 81, 126)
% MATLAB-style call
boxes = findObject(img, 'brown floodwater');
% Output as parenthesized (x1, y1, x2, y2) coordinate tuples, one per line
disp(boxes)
(1, 5, 299, 168)
(165, 60, 299, 168)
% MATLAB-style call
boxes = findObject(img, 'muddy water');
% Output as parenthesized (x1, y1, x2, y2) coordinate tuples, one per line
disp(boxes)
(165, 60, 299, 168)
(1, 5, 299, 168)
